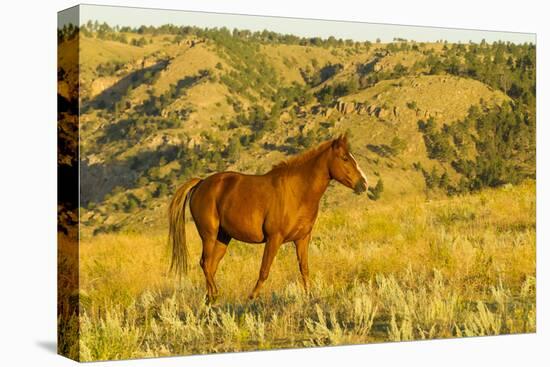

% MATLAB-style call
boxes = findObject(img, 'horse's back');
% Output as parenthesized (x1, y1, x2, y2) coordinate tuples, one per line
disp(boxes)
(198, 171, 274, 200)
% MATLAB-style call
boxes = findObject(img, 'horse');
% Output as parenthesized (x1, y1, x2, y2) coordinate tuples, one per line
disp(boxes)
(168, 134, 368, 301)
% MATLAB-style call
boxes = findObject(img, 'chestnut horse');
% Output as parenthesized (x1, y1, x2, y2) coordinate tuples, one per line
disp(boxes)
(168, 135, 368, 301)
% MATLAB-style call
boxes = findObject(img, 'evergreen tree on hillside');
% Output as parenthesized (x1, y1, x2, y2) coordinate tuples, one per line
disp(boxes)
(226, 136, 242, 162)
(368, 179, 384, 200)
(419, 102, 535, 194)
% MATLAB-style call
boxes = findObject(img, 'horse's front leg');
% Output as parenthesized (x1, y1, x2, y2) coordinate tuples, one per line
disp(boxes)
(249, 234, 283, 299)
(294, 233, 311, 294)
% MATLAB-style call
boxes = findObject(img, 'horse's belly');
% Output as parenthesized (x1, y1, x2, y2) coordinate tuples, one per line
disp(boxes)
(220, 212, 265, 243)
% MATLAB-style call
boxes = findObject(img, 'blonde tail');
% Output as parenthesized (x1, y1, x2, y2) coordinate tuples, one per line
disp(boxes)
(168, 178, 202, 276)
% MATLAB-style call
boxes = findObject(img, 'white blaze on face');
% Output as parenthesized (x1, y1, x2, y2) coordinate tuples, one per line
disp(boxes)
(349, 153, 368, 184)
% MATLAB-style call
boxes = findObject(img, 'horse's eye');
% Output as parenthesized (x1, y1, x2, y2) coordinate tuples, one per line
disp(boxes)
(342, 156, 349, 161)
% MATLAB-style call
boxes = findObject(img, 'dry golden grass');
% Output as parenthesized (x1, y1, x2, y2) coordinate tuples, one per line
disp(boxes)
(63, 181, 535, 361)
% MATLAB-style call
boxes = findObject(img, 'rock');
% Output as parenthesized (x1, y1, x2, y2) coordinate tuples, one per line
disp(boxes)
(146, 134, 178, 150)
(142, 58, 157, 69)
(357, 104, 367, 115)
(187, 136, 201, 149)
(393, 106, 400, 118)
(366, 105, 376, 115)
(432, 108, 443, 118)
(302, 120, 316, 133)
(90, 78, 115, 97)
(323, 107, 334, 117)
(296, 106, 307, 118)
(279, 111, 292, 123)
(377, 108, 389, 119)
(336, 100, 356, 115)
(336, 101, 344, 113)
(87, 154, 102, 165)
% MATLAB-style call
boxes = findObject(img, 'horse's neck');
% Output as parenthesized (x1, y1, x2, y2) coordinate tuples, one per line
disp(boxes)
(285, 150, 331, 204)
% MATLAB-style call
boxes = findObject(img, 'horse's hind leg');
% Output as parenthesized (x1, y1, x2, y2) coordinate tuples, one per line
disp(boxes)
(200, 233, 230, 303)
(199, 237, 217, 302)
(208, 232, 231, 298)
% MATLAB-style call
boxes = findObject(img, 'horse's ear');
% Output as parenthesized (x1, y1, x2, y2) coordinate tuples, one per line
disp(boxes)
(332, 135, 346, 151)
(332, 136, 341, 148)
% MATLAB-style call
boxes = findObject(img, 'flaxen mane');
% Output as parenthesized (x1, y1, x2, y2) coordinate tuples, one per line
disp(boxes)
(270, 140, 334, 171)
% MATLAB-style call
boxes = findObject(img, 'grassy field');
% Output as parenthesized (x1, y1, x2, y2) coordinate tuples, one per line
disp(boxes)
(64, 180, 535, 361)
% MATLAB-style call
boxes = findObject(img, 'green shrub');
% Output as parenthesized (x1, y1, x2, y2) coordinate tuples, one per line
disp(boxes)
(368, 178, 384, 200)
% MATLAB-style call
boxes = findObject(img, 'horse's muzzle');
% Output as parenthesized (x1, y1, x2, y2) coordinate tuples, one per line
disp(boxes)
(354, 179, 367, 195)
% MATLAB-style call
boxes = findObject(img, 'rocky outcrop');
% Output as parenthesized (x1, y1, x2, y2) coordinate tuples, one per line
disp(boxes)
(335, 100, 394, 121)
(89, 57, 171, 98)
(90, 78, 117, 98)
(310, 105, 335, 118)
(146, 134, 181, 151)
(336, 100, 356, 114)
(136, 57, 158, 69)
(423, 109, 443, 119)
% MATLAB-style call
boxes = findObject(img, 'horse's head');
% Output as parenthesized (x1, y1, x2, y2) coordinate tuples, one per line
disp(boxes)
(328, 135, 368, 194)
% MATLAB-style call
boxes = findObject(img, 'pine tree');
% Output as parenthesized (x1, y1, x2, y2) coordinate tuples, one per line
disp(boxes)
(368, 179, 384, 200)
(226, 136, 242, 162)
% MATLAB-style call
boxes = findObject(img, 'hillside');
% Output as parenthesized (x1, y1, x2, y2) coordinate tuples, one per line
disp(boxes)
(56, 24, 536, 237)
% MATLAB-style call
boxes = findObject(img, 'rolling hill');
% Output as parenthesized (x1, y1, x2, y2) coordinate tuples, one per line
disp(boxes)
(57, 24, 535, 237)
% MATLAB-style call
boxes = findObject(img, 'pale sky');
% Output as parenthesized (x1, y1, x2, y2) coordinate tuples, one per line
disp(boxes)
(59, 4, 535, 44)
